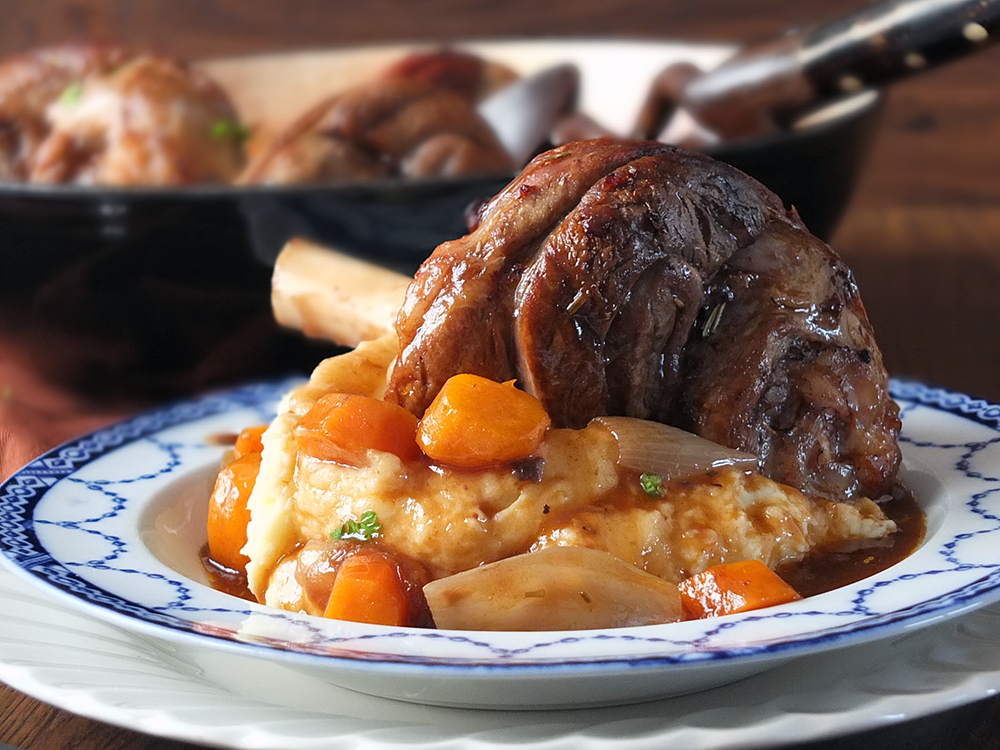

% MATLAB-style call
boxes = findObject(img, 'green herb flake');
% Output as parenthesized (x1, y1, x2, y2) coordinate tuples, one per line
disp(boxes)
(211, 118, 251, 142)
(58, 82, 83, 107)
(331, 510, 382, 542)
(640, 472, 664, 498)
(701, 301, 727, 338)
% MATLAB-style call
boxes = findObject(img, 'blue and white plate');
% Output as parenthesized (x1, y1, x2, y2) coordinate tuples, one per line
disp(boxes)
(1, 379, 999, 709)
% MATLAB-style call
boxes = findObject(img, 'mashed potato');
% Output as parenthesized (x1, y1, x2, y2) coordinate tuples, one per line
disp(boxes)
(242, 336, 896, 617)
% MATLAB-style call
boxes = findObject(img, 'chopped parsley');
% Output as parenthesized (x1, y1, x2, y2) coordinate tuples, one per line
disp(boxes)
(640, 472, 664, 498)
(210, 118, 251, 142)
(701, 301, 727, 338)
(58, 82, 83, 107)
(331, 510, 382, 542)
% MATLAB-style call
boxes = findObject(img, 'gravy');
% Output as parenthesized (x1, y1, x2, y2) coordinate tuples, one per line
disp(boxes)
(778, 487, 925, 598)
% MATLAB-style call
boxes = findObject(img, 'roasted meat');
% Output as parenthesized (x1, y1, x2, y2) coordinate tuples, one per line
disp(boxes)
(0, 44, 131, 180)
(378, 48, 518, 103)
(676, 219, 900, 500)
(240, 76, 513, 185)
(30, 55, 245, 185)
(385, 138, 901, 501)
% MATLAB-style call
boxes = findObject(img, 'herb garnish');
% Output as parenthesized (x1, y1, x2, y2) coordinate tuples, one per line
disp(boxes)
(58, 82, 83, 107)
(331, 510, 382, 541)
(640, 472, 663, 497)
(210, 118, 251, 142)
(701, 301, 727, 338)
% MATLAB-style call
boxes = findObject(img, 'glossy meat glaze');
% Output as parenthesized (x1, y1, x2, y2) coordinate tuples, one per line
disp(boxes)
(239, 50, 516, 185)
(385, 138, 901, 501)
(0, 44, 244, 185)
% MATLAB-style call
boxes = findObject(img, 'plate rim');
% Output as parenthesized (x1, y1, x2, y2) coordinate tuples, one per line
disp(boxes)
(2, 377, 1000, 679)
(4, 558, 1000, 750)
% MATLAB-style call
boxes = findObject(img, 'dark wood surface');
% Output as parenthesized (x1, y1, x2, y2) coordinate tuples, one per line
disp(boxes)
(1, 0, 1000, 748)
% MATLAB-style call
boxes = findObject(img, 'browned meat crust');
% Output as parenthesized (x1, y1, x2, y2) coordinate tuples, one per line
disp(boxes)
(240, 77, 513, 185)
(676, 220, 901, 500)
(0, 44, 131, 180)
(385, 138, 901, 501)
(29, 55, 245, 185)
(0, 44, 245, 185)
(377, 49, 518, 103)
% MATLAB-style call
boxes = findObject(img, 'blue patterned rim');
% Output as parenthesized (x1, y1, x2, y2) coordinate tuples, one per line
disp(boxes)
(1, 378, 1000, 674)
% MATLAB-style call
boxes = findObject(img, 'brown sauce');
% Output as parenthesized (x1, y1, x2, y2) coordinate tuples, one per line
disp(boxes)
(204, 431, 240, 446)
(199, 461, 927, 614)
(199, 543, 255, 602)
(777, 487, 925, 598)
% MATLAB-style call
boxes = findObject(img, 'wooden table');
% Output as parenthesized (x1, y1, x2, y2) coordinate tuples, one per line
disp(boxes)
(1, 0, 1000, 747)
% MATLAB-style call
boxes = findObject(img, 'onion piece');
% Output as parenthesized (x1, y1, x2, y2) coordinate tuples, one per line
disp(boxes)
(423, 546, 682, 631)
(591, 416, 757, 482)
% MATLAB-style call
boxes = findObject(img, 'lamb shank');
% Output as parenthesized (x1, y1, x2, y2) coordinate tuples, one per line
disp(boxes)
(385, 138, 901, 502)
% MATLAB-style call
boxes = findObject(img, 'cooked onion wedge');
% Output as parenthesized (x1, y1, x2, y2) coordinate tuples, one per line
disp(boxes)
(423, 546, 682, 631)
(591, 416, 757, 481)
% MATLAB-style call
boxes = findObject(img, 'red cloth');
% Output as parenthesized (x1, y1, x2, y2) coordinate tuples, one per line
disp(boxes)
(0, 339, 130, 479)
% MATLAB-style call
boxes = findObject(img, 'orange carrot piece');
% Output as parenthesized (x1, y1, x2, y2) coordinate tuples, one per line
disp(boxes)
(678, 560, 802, 619)
(324, 551, 410, 626)
(294, 393, 421, 466)
(233, 425, 267, 458)
(416, 374, 551, 468)
(207, 452, 262, 573)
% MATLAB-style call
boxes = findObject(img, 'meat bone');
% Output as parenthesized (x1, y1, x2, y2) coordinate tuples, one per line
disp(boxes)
(271, 238, 412, 347)
(639, 0, 1000, 146)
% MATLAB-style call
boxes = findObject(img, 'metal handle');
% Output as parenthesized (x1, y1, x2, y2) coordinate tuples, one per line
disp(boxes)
(802, 0, 1000, 98)
(679, 0, 1000, 139)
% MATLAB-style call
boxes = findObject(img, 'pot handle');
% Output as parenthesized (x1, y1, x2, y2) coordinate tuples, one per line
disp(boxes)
(679, 0, 999, 139)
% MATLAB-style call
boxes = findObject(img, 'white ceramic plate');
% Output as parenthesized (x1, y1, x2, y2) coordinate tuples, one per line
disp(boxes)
(3, 560, 1000, 750)
(2, 379, 1000, 710)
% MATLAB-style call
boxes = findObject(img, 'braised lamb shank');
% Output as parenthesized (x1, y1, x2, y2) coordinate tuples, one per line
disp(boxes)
(385, 138, 901, 502)
(0, 44, 245, 185)
(0, 44, 130, 181)
(240, 74, 513, 184)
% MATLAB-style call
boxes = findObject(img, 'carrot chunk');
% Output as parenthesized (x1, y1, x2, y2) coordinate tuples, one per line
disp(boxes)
(416, 373, 551, 468)
(207, 452, 262, 573)
(678, 560, 802, 619)
(295, 393, 421, 466)
(233, 425, 267, 458)
(324, 550, 410, 626)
